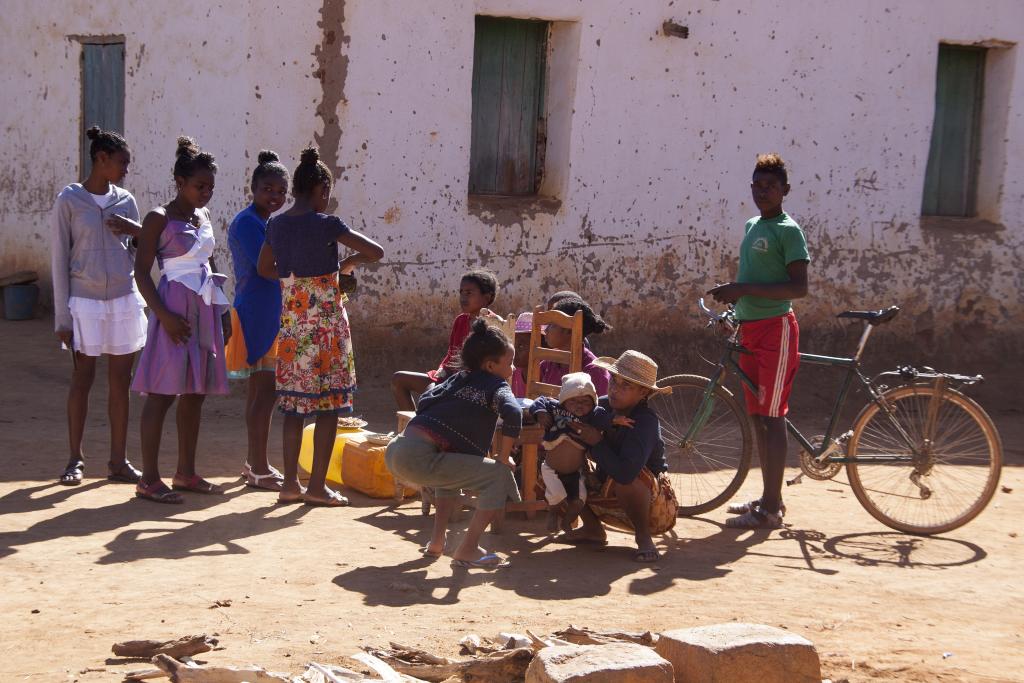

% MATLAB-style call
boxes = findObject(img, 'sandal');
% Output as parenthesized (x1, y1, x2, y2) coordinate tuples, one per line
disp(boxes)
(450, 553, 510, 569)
(242, 463, 284, 491)
(136, 480, 184, 504)
(419, 546, 444, 559)
(725, 508, 783, 530)
(107, 460, 142, 484)
(171, 474, 223, 494)
(726, 498, 787, 517)
(59, 461, 84, 486)
(303, 489, 349, 507)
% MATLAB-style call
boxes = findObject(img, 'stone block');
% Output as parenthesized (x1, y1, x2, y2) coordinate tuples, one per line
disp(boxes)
(526, 642, 675, 683)
(655, 623, 821, 683)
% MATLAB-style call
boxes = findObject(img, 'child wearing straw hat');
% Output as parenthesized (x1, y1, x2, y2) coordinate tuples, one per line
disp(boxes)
(559, 350, 678, 563)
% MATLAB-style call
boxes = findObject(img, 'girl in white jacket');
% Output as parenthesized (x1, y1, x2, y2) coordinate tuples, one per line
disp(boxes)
(51, 126, 147, 486)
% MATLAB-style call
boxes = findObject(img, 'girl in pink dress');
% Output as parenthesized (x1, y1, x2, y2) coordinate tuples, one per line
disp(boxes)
(131, 137, 230, 503)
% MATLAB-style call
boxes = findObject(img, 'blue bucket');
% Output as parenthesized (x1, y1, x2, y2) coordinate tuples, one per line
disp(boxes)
(3, 284, 39, 320)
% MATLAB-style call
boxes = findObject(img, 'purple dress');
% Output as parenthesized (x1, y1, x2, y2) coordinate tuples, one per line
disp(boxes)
(131, 219, 229, 396)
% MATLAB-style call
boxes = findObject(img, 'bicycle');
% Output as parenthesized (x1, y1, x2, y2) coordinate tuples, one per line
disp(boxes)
(648, 299, 1003, 535)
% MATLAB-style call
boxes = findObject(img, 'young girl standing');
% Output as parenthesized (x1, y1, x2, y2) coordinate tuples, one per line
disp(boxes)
(51, 126, 148, 485)
(257, 147, 384, 507)
(225, 151, 289, 491)
(131, 137, 231, 504)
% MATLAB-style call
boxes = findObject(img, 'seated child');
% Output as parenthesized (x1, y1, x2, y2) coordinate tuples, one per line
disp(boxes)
(510, 311, 532, 398)
(530, 372, 632, 529)
(390, 269, 500, 411)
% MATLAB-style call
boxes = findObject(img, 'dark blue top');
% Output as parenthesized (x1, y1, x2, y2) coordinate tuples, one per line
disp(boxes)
(529, 396, 614, 446)
(409, 370, 522, 457)
(228, 205, 281, 364)
(589, 397, 668, 484)
(265, 211, 350, 278)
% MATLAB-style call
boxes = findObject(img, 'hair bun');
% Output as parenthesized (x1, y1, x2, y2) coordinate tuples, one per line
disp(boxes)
(176, 136, 199, 158)
(471, 318, 490, 335)
(257, 149, 279, 165)
(299, 147, 320, 165)
(86, 126, 102, 141)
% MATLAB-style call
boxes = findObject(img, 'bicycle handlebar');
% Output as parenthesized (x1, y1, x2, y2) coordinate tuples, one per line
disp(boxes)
(698, 298, 736, 324)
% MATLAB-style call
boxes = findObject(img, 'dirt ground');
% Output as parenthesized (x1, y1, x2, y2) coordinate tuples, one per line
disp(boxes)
(0, 317, 1021, 682)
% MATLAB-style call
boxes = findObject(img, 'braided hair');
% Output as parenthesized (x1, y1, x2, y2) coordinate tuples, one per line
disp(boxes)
(251, 149, 289, 190)
(292, 147, 333, 196)
(173, 136, 217, 179)
(85, 126, 129, 161)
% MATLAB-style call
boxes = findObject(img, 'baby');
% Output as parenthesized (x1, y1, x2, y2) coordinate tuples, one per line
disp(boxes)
(530, 372, 632, 529)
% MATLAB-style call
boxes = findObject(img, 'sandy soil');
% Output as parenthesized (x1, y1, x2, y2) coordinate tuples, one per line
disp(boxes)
(0, 317, 1021, 682)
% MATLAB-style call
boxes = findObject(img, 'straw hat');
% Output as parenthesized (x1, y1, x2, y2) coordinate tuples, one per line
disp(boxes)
(592, 350, 669, 394)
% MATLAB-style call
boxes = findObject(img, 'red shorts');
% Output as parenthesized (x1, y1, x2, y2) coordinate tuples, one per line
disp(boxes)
(738, 312, 800, 417)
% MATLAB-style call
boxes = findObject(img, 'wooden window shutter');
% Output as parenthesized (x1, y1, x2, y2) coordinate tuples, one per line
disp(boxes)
(81, 42, 126, 176)
(469, 17, 547, 196)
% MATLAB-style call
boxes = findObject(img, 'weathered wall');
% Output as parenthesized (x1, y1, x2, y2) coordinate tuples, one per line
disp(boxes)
(2, 0, 1022, 376)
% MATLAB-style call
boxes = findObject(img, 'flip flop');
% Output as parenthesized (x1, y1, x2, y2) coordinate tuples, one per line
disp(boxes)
(135, 480, 184, 504)
(107, 460, 142, 484)
(419, 546, 443, 559)
(303, 489, 349, 507)
(59, 461, 84, 486)
(276, 490, 306, 505)
(450, 553, 510, 570)
(634, 548, 661, 563)
(172, 474, 223, 494)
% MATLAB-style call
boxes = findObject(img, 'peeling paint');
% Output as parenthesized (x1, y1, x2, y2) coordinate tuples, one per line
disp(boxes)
(313, 0, 349, 207)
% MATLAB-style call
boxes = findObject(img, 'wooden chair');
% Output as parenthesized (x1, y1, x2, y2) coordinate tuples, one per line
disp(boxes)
(501, 305, 585, 520)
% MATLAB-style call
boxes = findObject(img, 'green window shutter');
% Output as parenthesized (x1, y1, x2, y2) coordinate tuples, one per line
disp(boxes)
(469, 17, 547, 195)
(922, 45, 985, 217)
(81, 42, 126, 176)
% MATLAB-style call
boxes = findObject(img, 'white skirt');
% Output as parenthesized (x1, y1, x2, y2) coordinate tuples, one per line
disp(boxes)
(69, 291, 148, 356)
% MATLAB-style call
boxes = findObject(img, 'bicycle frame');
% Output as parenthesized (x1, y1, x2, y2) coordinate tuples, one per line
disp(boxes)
(686, 308, 918, 464)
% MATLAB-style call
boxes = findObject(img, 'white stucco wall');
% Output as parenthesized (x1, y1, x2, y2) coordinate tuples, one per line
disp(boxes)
(2, 0, 1022, 367)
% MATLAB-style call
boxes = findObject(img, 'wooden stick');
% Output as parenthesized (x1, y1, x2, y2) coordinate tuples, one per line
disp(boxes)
(112, 635, 217, 659)
(386, 643, 453, 665)
(553, 625, 658, 647)
(151, 654, 292, 683)
(122, 668, 168, 681)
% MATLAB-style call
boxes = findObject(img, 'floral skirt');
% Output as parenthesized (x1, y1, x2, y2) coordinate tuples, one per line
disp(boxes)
(276, 274, 355, 416)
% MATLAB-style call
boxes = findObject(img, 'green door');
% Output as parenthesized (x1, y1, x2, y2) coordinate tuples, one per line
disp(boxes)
(921, 45, 985, 217)
(469, 17, 547, 196)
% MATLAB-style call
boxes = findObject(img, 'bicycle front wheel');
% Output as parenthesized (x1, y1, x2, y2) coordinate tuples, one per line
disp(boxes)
(847, 384, 1002, 535)
(649, 374, 753, 515)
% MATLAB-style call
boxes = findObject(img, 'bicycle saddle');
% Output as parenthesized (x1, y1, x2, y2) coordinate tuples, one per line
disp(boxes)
(837, 306, 900, 325)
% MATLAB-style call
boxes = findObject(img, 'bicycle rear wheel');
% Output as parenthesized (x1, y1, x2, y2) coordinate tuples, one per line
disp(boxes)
(846, 384, 1002, 535)
(649, 374, 753, 515)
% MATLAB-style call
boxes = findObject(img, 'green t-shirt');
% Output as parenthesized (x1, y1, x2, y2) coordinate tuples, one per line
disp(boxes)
(734, 212, 810, 322)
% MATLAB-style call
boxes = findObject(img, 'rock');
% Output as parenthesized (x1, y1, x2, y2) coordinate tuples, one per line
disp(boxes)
(655, 623, 820, 683)
(526, 642, 674, 682)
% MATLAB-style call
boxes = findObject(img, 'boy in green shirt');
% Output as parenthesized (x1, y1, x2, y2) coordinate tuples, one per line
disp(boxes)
(709, 153, 810, 529)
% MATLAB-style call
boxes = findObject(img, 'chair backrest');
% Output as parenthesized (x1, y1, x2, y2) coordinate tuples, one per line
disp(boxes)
(524, 304, 584, 400)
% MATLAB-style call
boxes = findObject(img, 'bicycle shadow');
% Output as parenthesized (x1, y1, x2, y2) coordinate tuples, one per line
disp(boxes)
(821, 531, 987, 569)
